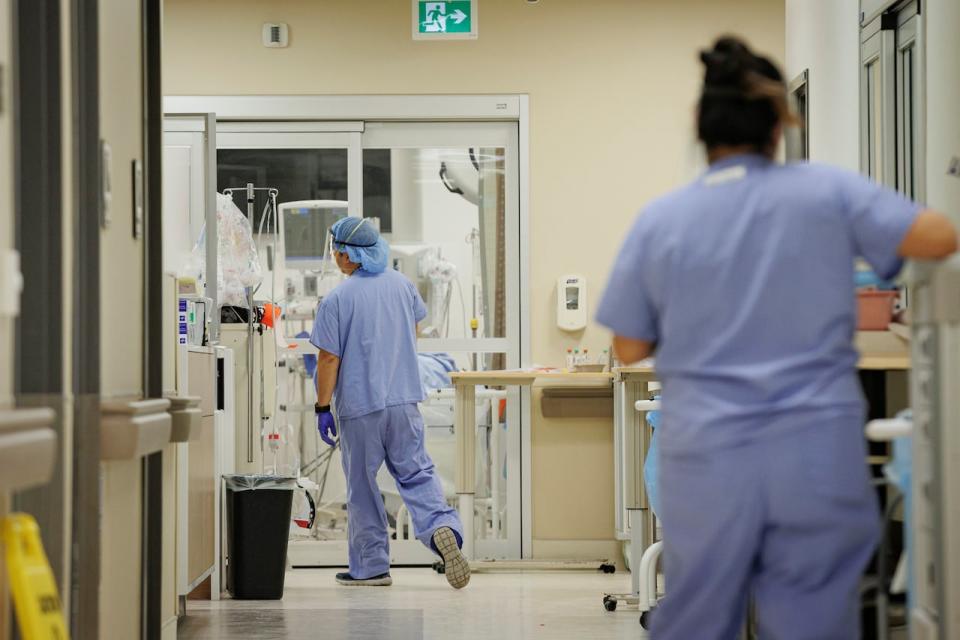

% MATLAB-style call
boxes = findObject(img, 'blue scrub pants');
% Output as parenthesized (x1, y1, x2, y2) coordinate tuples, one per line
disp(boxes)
(339, 403, 463, 579)
(652, 416, 880, 640)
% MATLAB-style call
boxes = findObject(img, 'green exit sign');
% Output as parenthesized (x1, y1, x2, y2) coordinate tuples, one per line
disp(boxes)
(413, 0, 478, 40)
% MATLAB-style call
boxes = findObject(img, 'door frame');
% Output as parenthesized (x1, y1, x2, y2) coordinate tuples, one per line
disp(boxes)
(142, 0, 164, 635)
(216, 127, 364, 221)
(69, 0, 102, 635)
(164, 94, 534, 557)
(13, 0, 72, 623)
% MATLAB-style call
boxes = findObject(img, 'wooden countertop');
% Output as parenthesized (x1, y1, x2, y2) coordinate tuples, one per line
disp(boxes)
(448, 372, 537, 387)
(448, 371, 614, 386)
(536, 372, 614, 381)
(614, 358, 911, 374)
(450, 344, 909, 388)
(613, 366, 656, 375)
(858, 355, 910, 370)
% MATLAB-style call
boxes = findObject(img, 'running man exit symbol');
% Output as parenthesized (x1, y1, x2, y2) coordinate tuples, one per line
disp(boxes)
(414, 0, 477, 39)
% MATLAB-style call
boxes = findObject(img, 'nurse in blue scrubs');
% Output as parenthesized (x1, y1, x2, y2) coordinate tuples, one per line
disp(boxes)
(597, 36, 956, 639)
(311, 217, 470, 590)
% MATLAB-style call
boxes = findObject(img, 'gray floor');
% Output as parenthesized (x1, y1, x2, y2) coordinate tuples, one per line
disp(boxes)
(178, 568, 910, 639)
(179, 568, 646, 639)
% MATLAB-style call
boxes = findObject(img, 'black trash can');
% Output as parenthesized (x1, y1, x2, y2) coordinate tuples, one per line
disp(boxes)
(223, 474, 296, 600)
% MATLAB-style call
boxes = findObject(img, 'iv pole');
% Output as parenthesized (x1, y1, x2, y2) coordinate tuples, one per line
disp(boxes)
(222, 183, 279, 466)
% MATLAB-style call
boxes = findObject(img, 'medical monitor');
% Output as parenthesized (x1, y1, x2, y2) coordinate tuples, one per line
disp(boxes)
(280, 200, 348, 271)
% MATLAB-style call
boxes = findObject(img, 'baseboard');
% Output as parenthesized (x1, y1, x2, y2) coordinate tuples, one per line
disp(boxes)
(532, 539, 625, 570)
(162, 615, 177, 640)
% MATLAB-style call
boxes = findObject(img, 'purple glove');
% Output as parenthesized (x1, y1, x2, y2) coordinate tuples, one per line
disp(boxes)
(317, 411, 337, 447)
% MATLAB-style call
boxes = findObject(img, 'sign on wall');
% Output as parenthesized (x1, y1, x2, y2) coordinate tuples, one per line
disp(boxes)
(413, 0, 478, 40)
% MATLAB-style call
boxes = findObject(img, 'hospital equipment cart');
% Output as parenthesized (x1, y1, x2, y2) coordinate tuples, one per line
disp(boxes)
(604, 366, 658, 614)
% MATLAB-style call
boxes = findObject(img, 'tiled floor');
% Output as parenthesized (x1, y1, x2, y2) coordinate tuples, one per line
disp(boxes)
(179, 568, 646, 639)
(178, 568, 909, 639)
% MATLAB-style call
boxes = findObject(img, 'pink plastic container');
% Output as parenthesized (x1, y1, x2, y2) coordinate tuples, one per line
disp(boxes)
(857, 290, 897, 331)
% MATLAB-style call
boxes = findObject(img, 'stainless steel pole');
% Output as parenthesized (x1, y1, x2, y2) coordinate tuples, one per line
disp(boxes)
(246, 183, 256, 465)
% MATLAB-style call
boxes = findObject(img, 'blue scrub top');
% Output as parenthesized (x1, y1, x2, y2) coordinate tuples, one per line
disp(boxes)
(597, 155, 921, 453)
(310, 268, 428, 420)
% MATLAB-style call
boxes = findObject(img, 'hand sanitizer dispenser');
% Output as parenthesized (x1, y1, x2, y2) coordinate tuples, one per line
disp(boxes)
(557, 275, 587, 331)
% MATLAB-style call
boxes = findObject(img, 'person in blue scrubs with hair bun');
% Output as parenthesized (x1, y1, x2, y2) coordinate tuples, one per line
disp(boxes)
(311, 217, 470, 590)
(597, 36, 957, 639)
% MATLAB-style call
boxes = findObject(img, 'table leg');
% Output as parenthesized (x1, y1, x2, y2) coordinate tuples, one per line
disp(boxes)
(459, 494, 475, 560)
(626, 377, 657, 590)
(629, 508, 644, 597)
(455, 384, 477, 559)
(490, 397, 500, 540)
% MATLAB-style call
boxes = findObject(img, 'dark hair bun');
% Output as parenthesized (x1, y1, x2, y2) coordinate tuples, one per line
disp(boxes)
(700, 37, 755, 89)
(696, 36, 789, 152)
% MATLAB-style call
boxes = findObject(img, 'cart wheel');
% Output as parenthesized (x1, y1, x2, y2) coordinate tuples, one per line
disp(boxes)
(603, 596, 618, 612)
(640, 611, 651, 630)
(600, 563, 616, 574)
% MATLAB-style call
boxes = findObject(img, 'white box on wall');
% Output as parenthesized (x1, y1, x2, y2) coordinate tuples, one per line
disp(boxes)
(262, 23, 289, 48)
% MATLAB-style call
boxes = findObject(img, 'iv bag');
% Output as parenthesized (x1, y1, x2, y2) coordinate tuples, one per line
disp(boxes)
(188, 193, 264, 308)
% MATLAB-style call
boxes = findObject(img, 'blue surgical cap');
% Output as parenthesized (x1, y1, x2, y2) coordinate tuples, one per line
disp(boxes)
(330, 217, 389, 274)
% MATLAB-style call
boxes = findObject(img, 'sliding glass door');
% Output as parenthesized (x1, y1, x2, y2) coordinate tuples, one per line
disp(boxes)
(363, 122, 521, 559)
(214, 120, 522, 563)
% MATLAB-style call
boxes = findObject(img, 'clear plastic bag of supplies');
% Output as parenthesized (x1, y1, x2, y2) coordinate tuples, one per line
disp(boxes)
(185, 193, 264, 308)
(643, 398, 662, 518)
(262, 422, 300, 479)
(222, 475, 297, 492)
(289, 478, 318, 537)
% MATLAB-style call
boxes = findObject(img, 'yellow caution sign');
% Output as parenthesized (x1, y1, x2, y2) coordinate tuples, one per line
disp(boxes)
(2, 514, 69, 640)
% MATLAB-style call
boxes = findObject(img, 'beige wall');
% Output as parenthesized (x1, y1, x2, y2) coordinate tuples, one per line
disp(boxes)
(163, 0, 785, 365)
(925, 0, 960, 228)
(164, 0, 785, 551)
(785, 0, 859, 171)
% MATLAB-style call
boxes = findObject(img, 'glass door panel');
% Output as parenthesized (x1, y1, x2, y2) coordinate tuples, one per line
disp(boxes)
(363, 122, 521, 558)
(216, 127, 361, 553)
(861, 28, 896, 188)
(213, 122, 522, 562)
(215, 128, 360, 304)
(896, 11, 921, 200)
(862, 32, 883, 181)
